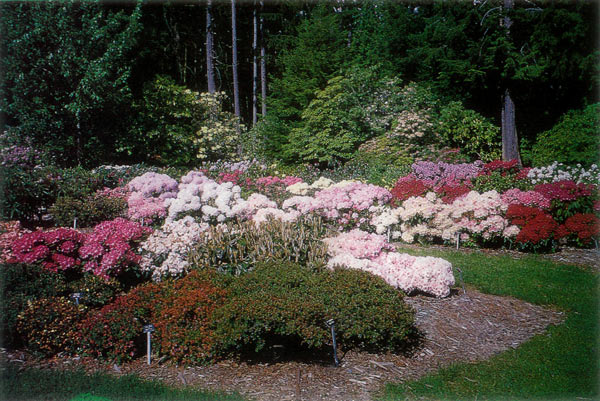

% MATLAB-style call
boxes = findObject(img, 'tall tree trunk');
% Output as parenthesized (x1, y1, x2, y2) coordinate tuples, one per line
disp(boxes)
(231, 0, 240, 118)
(501, 0, 521, 164)
(252, 2, 258, 126)
(260, 0, 267, 117)
(206, 0, 216, 94)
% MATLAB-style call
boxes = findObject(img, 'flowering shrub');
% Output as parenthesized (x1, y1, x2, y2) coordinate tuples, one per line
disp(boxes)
(67, 273, 123, 307)
(283, 181, 391, 229)
(127, 172, 178, 224)
(563, 213, 600, 246)
(324, 229, 455, 297)
(16, 297, 85, 357)
(506, 205, 566, 251)
(479, 159, 520, 175)
(434, 182, 471, 204)
(533, 180, 595, 202)
(165, 171, 243, 224)
(411, 160, 482, 187)
(79, 218, 152, 278)
(11, 228, 85, 271)
(501, 188, 551, 209)
(286, 177, 334, 196)
(527, 162, 600, 185)
(140, 216, 209, 280)
(390, 175, 429, 204)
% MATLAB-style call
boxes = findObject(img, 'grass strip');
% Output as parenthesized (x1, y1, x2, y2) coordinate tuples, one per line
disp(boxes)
(1, 365, 246, 401)
(382, 248, 599, 401)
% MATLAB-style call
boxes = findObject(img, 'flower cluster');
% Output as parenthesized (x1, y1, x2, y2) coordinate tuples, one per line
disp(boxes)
(501, 188, 551, 209)
(324, 229, 455, 298)
(533, 180, 595, 202)
(480, 159, 520, 175)
(11, 228, 85, 271)
(390, 175, 429, 203)
(165, 171, 243, 224)
(563, 213, 600, 245)
(140, 216, 209, 280)
(411, 160, 483, 187)
(527, 162, 600, 185)
(127, 172, 179, 224)
(79, 218, 152, 278)
(506, 204, 566, 247)
(286, 177, 335, 195)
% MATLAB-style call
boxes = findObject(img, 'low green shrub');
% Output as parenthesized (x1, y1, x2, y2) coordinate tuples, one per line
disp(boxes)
(67, 273, 123, 308)
(16, 297, 86, 356)
(49, 193, 127, 228)
(0, 263, 68, 348)
(213, 261, 416, 356)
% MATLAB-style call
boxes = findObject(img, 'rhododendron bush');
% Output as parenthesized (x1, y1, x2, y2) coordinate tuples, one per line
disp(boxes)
(12, 228, 85, 271)
(324, 229, 455, 298)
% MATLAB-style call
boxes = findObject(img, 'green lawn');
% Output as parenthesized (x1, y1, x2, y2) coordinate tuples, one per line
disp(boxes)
(382, 247, 599, 401)
(1, 366, 246, 401)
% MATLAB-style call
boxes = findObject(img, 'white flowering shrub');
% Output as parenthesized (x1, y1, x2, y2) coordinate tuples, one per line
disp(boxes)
(527, 162, 600, 185)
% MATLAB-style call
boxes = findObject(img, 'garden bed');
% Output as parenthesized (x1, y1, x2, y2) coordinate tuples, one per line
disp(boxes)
(3, 286, 564, 401)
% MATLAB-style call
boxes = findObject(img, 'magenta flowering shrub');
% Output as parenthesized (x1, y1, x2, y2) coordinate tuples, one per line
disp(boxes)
(533, 180, 595, 202)
(324, 229, 455, 297)
(11, 228, 85, 271)
(255, 175, 303, 188)
(79, 218, 152, 278)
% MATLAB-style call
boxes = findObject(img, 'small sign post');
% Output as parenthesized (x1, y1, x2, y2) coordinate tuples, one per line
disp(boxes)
(143, 324, 155, 365)
(70, 292, 82, 306)
(325, 319, 339, 367)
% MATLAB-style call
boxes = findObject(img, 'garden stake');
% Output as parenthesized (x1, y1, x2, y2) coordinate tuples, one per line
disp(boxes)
(456, 231, 460, 250)
(143, 324, 155, 365)
(73, 217, 77, 229)
(456, 267, 468, 297)
(326, 319, 339, 367)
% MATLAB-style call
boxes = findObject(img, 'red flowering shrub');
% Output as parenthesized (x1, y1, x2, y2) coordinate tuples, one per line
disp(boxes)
(480, 159, 520, 175)
(79, 218, 152, 278)
(534, 180, 595, 202)
(16, 297, 86, 356)
(435, 182, 471, 204)
(563, 213, 600, 246)
(391, 175, 429, 204)
(153, 270, 227, 364)
(506, 204, 567, 251)
(11, 228, 85, 271)
(77, 294, 144, 362)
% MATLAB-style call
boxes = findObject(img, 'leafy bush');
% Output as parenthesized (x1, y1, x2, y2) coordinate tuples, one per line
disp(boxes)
(189, 217, 330, 275)
(531, 103, 600, 168)
(152, 270, 227, 365)
(49, 193, 127, 228)
(437, 100, 501, 162)
(0, 263, 68, 348)
(213, 261, 416, 356)
(16, 297, 86, 356)
(123, 75, 244, 165)
(67, 273, 123, 307)
(77, 294, 144, 362)
(506, 205, 567, 252)
(390, 175, 429, 204)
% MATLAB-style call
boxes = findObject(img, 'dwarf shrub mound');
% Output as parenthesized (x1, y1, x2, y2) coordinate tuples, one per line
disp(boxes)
(16, 297, 86, 357)
(213, 261, 416, 357)
(50, 194, 127, 228)
(0, 263, 68, 348)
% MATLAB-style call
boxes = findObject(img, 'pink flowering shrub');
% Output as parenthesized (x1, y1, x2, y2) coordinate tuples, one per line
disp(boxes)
(533, 180, 595, 202)
(79, 218, 152, 278)
(127, 172, 178, 224)
(502, 188, 551, 209)
(323, 229, 455, 297)
(283, 181, 391, 230)
(11, 228, 85, 271)
(411, 160, 483, 187)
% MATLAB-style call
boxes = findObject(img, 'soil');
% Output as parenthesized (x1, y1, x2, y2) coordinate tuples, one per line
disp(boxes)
(3, 245, 596, 401)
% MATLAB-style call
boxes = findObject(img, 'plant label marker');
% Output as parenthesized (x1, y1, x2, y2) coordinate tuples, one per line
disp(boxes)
(326, 319, 339, 367)
(70, 292, 82, 305)
(143, 324, 155, 365)
(73, 217, 77, 229)
(456, 231, 460, 250)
